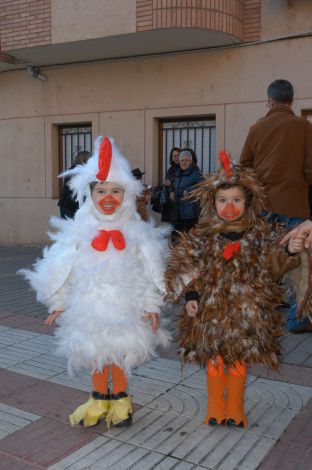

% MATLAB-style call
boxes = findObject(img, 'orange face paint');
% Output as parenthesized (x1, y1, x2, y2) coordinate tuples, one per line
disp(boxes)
(220, 203, 242, 221)
(98, 195, 121, 215)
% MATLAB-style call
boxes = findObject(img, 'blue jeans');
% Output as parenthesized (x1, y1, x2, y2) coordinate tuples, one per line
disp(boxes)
(280, 285, 309, 331)
(260, 211, 305, 231)
(261, 211, 307, 331)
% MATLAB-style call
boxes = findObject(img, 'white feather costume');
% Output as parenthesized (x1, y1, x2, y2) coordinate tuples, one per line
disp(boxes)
(21, 138, 169, 375)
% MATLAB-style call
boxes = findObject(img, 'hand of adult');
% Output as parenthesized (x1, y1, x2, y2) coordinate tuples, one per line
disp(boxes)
(288, 234, 305, 253)
(170, 192, 175, 201)
(280, 220, 312, 248)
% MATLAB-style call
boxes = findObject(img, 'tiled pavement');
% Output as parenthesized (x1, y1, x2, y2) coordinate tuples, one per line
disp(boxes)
(0, 247, 312, 469)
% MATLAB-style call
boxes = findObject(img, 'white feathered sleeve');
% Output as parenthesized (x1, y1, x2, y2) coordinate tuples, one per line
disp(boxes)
(139, 223, 170, 313)
(19, 218, 77, 313)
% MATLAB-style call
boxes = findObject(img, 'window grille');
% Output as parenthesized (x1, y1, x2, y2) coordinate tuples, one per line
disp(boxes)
(59, 125, 92, 172)
(159, 117, 216, 182)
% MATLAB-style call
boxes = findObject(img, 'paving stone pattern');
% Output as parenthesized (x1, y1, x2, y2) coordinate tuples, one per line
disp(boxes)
(0, 403, 40, 439)
(0, 324, 311, 469)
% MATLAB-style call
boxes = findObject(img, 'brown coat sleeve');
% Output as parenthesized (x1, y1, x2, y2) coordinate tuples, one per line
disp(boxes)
(304, 119, 312, 185)
(240, 129, 255, 167)
(263, 244, 301, 282)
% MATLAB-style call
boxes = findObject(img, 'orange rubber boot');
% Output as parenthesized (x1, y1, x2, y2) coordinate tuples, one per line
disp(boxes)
(226, 361, 247, 428)
(92, 365, 110, 394)
(107, 364, 132, 429)
(111, 364, 128, 394)
(205, 356, 226, 425)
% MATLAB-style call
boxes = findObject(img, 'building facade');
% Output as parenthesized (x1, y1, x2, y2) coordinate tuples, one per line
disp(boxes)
(0, 0, 312, 244)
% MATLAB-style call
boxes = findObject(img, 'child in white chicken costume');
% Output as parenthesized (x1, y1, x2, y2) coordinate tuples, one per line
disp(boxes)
(21, 137, 169, 428)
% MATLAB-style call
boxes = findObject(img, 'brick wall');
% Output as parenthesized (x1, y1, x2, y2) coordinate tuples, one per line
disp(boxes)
(243, 0, 261, 42)
(136, 0, 261, 43)
(0, 0, 51, 52)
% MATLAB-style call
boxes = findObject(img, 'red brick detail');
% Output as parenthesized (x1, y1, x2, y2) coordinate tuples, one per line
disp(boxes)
(136, 0, 245, 41)
(0, 312, 54, 335)
(0, 0, 51, 52)
(0, 418, 96, 468)
(243, 0, 261, 42)
(0, 368, 142, 467)
(136, 0, 153, 31)
(0, 453, 40, 470)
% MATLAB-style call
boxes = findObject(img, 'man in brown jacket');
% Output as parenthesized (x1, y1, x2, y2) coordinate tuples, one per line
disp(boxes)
(240, 79, 312, 332)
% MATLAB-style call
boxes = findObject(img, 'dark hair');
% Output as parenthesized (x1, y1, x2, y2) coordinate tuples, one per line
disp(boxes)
(215, 183, 253, 207)
(89, 181, 98, 192)
(267, 79, 294, 104)
(169, 147, 181, 166)
(73, 150, 92, 166)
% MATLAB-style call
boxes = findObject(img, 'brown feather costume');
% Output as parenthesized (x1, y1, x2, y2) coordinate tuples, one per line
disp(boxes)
(166, 162, 301, 370)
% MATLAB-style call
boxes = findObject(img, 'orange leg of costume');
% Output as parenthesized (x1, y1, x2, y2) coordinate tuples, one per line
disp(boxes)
(91, 365, 110, 394)
(205, 356, 227, 424)
(226, 361, 247, 428)
(111, 364, 128, 394)
(91, 364, 128, 395)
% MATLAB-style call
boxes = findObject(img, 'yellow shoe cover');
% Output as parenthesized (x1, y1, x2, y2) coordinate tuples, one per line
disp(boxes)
(69, 394, 110, 427)
(106, 394, 132, 429)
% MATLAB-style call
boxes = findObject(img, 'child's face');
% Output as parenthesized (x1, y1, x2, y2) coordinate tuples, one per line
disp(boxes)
(91, 181, 125, 215)
(215, 186, 246, 222)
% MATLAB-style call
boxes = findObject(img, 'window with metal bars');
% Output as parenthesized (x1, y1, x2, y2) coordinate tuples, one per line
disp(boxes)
(159, 117, 216, 182)
(59, 124, 92, 172)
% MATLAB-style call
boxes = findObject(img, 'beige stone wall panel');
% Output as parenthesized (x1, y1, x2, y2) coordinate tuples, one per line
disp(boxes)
(51, 0, 136, 44)
(0, 198, 58, 245)
(261, 0, 312, 40)
(100, 110, 145, 174)
(2, 37, 312, 121)
(0, 117, 46, 198)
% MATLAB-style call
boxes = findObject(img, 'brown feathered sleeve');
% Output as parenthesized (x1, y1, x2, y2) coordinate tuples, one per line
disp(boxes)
(136, 195, 149, 221)
(165, 229, 206, 303)
(263, 243, 301, 282)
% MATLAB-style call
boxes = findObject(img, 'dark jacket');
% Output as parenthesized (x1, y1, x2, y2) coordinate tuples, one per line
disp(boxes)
(165, 165, 179, 184)
(173, 166, 203, 222)
(240, 106, 312, 218)
(58, 165, 79, 216)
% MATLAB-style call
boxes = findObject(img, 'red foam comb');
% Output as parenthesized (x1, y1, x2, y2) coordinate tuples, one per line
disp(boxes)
(219, 150, 232, 178)
(96, 137, 112, 181)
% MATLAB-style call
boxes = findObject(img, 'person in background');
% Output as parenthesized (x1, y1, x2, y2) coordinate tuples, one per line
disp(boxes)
(158, 147, 181, 224)
(170, 148, 203, 236)
(281, 220, 312, 248)
(164, 147, 180, 187)
(132, 167, 150, 221)
(58, 150, 91, 219)
(240, 79, 312, 333)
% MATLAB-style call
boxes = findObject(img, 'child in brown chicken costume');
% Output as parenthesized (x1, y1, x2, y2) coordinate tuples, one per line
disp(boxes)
(166, 151, 305, 428)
